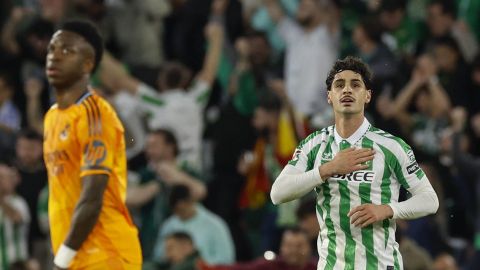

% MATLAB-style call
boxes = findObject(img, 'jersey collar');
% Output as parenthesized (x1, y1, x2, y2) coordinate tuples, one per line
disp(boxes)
(75, 90, 92, 105)
(334, 117, 370, 146)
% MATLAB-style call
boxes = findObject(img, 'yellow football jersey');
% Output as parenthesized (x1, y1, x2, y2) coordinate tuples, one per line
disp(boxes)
(43, 91, 142, 269)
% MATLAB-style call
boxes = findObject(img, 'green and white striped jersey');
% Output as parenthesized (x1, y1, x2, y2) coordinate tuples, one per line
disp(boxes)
(0, 194, 30, 269)
(288, 118, 426, 270)
(135, 80, 211, 170)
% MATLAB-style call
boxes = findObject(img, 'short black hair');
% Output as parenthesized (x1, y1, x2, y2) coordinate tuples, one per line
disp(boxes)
(150, 129, 179, 157)
(166, 231, 194, 244)
(169, 184, 191, 208)
(17, 128, 43, 142)
(161, 62, 190, 90)
(325, 56, 373, 91)
(428, 0, 457, 19)
(59, 20, 103, 74)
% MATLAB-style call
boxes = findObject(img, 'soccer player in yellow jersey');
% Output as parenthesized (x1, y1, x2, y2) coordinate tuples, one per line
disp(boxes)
(43, 20, 142, 269)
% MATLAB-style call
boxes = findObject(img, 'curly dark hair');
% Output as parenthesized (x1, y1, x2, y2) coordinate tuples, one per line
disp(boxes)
(325, 56, 373, 91)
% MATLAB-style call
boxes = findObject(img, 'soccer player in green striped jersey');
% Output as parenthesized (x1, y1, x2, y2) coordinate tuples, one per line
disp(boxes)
(271, 56, 439, 270)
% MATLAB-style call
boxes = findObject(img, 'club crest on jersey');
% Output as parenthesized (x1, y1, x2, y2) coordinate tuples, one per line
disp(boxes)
(330, 170, 376, 183)
(322, 151, 333, 160)
(60, 124, 70, 141)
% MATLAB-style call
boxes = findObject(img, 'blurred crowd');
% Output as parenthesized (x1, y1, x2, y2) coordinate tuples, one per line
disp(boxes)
(0, 0, 479, 269)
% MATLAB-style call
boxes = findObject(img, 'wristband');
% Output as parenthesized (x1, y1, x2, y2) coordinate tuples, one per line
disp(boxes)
(54, 244, 77, 268)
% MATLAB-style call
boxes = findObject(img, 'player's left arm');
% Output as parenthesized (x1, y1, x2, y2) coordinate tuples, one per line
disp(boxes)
(349, 142, 439, 227)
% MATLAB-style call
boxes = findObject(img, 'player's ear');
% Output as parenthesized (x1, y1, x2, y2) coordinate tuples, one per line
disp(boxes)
(327, 91, 332, 104)
(365, 89, 372, 104)
(83, 57, 94, 74)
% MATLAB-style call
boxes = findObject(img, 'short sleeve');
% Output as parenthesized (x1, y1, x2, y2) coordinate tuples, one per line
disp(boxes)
(188, 79, 211, 107)
(78, 98, 121, 178)
(390, 140, 426, 190)
(136, 83, 166, 115)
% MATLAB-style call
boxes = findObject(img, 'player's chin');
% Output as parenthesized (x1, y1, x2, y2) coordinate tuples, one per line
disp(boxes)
(47, 77, 68, 89)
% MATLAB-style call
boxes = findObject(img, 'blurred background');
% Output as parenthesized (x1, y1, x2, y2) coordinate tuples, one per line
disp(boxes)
(0, 0, 479, 269)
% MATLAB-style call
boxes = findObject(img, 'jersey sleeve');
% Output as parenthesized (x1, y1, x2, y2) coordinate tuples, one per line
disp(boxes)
(391, 140, 426, 190)
(188, 79, 211, 107)
(135, 83, 166, 115)
(77, 99, 121, 178)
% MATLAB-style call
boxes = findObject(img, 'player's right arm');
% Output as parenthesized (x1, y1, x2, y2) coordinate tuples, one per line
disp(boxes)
(271, 139, 375, 204)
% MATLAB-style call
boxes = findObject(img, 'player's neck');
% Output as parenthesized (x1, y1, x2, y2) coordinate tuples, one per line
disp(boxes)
(54, 79, 89, 109)
(334, 113, 364, 139)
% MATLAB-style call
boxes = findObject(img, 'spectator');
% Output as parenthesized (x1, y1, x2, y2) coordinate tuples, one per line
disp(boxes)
(295, 198, 319, 255)
(237, 91, 307, 254)
(100, 21, 224, 170)
(164, 0, 243, 72)
(154, 232, 205, 270)
(153, 184, 235, 265)
(1, 12, 54, 122)
(263, 0, 340, 117)
(23, 78, 45, 135)
(202, 228, 316, 270)
(431, 36, 472, 108)
(126, 129, 206, 260)
(396, 221, 434, 270)
(219, 31, 281, 116)
(0, 72, 21, 131)
(422, 0, 478, 62)
(351, 16, 398, 122)
(469, 55, 480, 115)
(0, 72, 21, 155)
(246, 0, 299, 57)
(13, 129, 48, 270)
(102, 0, 171, 72)
(378, 54, 451, 159)
(379, 0, 423, 58)
(0, 161, 30, 267)
(441, 108, 480, 269)
(433, 253, 459, 270)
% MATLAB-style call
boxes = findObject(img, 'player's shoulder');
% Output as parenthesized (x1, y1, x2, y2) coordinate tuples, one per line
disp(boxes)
(367, 126, 412, 153)
(297, 126, 333, 149)
(44, 104, 58, 120)
(76, 91, 124, 131)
